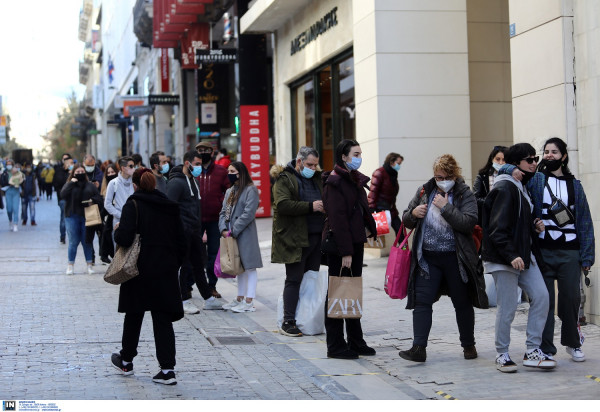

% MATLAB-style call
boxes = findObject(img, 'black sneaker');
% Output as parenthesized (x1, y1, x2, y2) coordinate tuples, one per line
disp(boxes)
(60, 237, 66, 244)
(463, 345, 478, 359)
(495, 352, 517, 373)
(152, 371, 177, 385)
(111, 353, 134, 375)
(349, 344, 376, 356)
(399, 345, 427, 362)
(327, 349, 359, 359)
(280, 320, 303, 337)
(100, 256, 111, 265)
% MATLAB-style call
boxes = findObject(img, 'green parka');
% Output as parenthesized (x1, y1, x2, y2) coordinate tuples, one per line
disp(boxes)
(270, 162, 323, 264)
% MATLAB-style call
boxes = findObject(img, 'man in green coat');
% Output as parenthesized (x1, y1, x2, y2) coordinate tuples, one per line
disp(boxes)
(271, 147, 325, 337)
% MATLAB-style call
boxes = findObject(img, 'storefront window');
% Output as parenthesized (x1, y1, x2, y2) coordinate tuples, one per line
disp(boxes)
(291, 50, 354, 170)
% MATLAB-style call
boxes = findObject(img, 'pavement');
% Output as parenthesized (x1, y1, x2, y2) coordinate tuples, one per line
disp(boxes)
(1, 197, 600, 401)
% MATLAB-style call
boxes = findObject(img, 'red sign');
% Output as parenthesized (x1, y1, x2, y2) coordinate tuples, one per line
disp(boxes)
(240, 105, 271, 218)
(181, 24, 209, 69)
(161, 49, 170, 93)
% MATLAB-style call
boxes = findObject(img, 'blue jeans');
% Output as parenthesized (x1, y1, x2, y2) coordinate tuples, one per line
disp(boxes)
(58, 199, 66, 239)
(21, 195, 36, 223)
(201, 220, 220, 290)
(65, 214, 93, 264)
(5, 187, 20, 224)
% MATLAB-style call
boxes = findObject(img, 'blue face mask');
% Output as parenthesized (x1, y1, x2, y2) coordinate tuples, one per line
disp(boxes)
(190, 164, 202, 177)
(160, 163, 170, 174)
(68, 165, 74, 171)
(346, 157, 362, 171)
(392, 163, 401, 172)
(301, 165, 315, 179)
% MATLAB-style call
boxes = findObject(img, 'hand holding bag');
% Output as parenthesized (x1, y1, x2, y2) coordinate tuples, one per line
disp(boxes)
(219, 232, 245, 276)
(104, 200, 141, 285)
(327, 268, 363, 319)
(84, 203, 102, 227)
(384, 223, 414, 299)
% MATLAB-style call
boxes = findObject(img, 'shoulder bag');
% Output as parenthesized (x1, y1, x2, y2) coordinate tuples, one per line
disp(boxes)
(104, 200, 141, 285)
(545, 180, 575, 227)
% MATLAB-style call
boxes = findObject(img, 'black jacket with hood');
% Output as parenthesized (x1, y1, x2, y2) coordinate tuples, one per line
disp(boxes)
(166, 165, 202, 233)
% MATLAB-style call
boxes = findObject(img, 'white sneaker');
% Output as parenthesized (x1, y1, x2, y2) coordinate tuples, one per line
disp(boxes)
(495, 352, 517, 373)
(12, 224, 17, 232)
(222, 299, 242, 310)
(87, 265, 94, 275)
(204, 297, 224, 310)
(66, 265, 74, 275)
(566, 346, 585, 362)
(231, 300, 256, 313)
(182, 300, 200, 314)
(523, 348, 556, 369)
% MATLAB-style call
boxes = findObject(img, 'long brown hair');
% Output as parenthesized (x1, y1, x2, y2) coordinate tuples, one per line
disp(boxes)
(227, 161, 254, 206)
(68, 164, 88, 181)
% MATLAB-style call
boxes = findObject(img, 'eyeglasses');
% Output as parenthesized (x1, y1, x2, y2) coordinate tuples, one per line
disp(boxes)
(434, 175, 453, 182)
(522, 156, 539, 164)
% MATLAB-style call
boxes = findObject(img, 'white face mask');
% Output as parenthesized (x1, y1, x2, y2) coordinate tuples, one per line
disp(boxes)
(84, 165, 95, 173)
(436, 180, 455, 193)
(492, 162, 502, 172)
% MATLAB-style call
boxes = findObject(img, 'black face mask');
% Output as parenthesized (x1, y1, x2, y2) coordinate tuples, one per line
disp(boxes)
(106, 174, 117, 182)
(517, 167, 535, 185)
(75, 174, 86, 182)
(543, 158, 563, 172)
(201, 153, 212, 164)
(228, 173, 239, 184)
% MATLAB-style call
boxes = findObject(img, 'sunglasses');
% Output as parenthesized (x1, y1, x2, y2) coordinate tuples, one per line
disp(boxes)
(522, 156, 539, 164)
(125, 164, 135, 169)
(583, 269, 591, 287)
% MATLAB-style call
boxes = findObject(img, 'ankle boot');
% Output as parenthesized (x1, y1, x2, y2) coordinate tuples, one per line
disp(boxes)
(399, 345, 427, 362)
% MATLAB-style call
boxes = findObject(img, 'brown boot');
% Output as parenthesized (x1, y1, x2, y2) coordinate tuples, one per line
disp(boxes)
(399, 345, 426, 362)
(463, 345, 478, 359)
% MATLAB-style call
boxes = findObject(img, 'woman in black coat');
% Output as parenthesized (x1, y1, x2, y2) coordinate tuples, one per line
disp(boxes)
(400, 154, 487, 363)
(473, 146, 507, 226)
(111, 168, 186, 385)
(322, 139, 377, 359)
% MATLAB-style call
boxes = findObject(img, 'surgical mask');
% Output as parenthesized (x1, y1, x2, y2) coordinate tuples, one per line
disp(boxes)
(228, 173, 239, 184)
(346, 157, 362, 171)
(85, 165, 95, 173)
(392, 163, 401, 172)
(300, 166, 315, 179)
(25, 168, 32, 173)
(6, 165, 13, 171)
(200, 153, 212, 164)
(160, 163, 170, 174)
(492, 162, 502, 172)
(68, 165, 74, 171)
(436, 180, 455, 193)
(190, 164, 202, 177)
(15, 168, 20, 172)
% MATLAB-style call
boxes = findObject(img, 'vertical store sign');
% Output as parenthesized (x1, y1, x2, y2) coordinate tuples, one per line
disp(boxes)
(240, 105, 271, 218)
(161, 49, 170, 93)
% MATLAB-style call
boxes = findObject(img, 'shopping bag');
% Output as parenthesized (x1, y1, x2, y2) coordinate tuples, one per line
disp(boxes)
(372, 210, 391, 236)
(219, 234, 244, 276)
(327, 269, 363, 319)
(384, 224, 414, 299)
(84, 203, 102, 227)
(365, 237, 385, 249)
(214, 248, 235, 279)
(277, 270, 327, 335)
(104, 200, 140, 285)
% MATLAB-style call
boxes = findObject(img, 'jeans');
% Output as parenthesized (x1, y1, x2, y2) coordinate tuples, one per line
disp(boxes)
(5, 187, 20, 224)
(201, 220, 221, 290)
(65, 214, 93, 263)
(540, 249, 582, 354)
(492, 255, 549, 353)
(21, 195, 36, 223)
(325, 243, 368, 354)
(58, 199, 66, 239)
(120, 311, 176, 369)
(413, 250, 475, 348)
(283, 234, 322, 321)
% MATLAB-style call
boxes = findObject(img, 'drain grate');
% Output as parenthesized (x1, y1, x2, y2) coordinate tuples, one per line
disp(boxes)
(213, 336, 256, 345)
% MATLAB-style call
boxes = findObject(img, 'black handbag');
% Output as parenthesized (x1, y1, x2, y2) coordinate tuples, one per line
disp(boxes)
(545, 181, 575, 227)
(321, 230, 340, 255)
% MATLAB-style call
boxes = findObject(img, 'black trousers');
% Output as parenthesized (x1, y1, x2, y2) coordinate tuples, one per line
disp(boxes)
(325, 243, 368, 354)
(283, 234, 322, 322)
(413, 250, 475, 347)
(180, 229, 212, 301)
(120, 311, 176, 369)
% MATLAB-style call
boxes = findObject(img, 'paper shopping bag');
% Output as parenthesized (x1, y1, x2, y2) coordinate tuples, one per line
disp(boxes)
(84, 203, 102, 227)
(327, 270, 363, 319)
(219, 236, 244, 276)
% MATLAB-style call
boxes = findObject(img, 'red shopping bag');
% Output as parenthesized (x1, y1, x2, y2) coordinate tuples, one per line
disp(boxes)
(372, 210, 391, 236)
(214, 248, 235, 279)
(384, 224, 414, 299)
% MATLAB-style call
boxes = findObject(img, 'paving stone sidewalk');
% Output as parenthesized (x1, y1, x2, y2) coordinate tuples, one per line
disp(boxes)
(0, 200, 599, 400)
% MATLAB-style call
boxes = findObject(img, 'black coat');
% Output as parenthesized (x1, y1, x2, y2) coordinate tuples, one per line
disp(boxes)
(166, 165, 202, 233)
(402, 178, 488, 309)
(114, 190, 186, 321)
(472, 171, 492, 226)
(60, 180, 103, 218)
(53, 166, 70, 201)
(322, 165, 377, 256)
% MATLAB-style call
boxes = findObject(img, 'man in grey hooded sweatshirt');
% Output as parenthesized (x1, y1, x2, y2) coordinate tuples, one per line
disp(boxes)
(481, 143, 555, 373)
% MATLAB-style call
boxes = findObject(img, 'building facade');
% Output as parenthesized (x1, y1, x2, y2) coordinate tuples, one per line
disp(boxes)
(241, 0, 599, 323)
